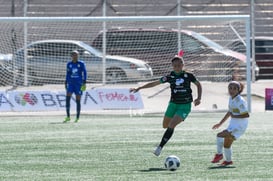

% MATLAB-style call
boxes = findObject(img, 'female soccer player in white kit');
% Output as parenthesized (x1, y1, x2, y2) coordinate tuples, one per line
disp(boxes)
(211, 81, 249, 166)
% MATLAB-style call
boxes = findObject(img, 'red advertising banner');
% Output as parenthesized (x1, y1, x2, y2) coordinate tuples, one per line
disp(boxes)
(265, 88, 273, 111)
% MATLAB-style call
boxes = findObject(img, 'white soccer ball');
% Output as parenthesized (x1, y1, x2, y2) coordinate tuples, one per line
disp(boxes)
(164, 155, 180, 171)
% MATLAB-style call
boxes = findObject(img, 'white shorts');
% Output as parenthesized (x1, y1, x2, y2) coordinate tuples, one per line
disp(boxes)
(226, 118, 248, 139)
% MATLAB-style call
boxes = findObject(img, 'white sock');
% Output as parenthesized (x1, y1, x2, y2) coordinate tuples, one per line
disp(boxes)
(216, 137, 224, 154)
(224, 148, 232, 161)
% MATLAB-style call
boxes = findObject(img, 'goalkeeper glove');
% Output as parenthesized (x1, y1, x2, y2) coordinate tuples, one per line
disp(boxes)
(81, 84, 86, 91)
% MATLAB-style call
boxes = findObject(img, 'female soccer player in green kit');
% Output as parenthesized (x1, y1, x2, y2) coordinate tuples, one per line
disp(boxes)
(130, 54, 202, 156)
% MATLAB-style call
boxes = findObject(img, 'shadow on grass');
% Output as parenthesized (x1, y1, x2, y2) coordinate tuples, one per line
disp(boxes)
(138, 168, 167, 172)
(208, 165, 236, 169)
(49, 121, 80, 124)
(49, 122, 67, 124)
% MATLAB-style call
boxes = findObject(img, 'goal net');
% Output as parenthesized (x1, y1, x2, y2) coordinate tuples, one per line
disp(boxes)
(0, 16, 251, 85)
(0, 16, 251, 113)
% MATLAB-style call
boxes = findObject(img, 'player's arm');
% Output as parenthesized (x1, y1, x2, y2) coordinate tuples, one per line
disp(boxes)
(65, 63, 69, 90)
(82, 62, 87, 83)
(193, 80, 202, 106)
(212, 111, 231, 129)
(130, 80, 161, 93)
(81, 62, 87, 91)
(65, 63, 69, 82)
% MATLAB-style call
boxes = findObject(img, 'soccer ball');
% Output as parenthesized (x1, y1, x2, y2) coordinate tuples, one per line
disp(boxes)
(164, 155, 180, 171)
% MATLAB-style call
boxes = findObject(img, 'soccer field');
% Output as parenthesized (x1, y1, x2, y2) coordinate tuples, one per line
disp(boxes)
(0, 112, 272, 181)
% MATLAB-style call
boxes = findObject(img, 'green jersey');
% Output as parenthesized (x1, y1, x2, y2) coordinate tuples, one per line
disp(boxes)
(160, 71, 198, 104)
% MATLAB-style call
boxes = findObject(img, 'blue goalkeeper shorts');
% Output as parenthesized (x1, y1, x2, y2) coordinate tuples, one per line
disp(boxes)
(67, 82, 83, 95)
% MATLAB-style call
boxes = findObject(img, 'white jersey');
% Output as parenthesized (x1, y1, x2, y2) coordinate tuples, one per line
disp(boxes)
(228, 94, 248, 116)
(227, 94, 249, 139)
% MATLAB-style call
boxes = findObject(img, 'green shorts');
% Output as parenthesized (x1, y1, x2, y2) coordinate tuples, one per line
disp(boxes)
(164, 102, 192, 120)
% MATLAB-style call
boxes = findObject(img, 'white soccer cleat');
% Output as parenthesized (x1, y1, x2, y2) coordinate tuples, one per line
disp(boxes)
(153, 146, 162, 156)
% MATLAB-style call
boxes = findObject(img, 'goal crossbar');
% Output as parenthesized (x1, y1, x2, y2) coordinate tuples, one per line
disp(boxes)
(0, 15, 249, 22)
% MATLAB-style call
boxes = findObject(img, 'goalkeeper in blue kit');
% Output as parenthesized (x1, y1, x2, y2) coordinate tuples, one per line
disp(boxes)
(64, 50, 87, 123)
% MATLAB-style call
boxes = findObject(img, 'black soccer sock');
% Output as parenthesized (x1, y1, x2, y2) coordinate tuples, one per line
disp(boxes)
(66, 96, 71, 117)
(76, 100, 81, 119)
(159, 127, 174, 148)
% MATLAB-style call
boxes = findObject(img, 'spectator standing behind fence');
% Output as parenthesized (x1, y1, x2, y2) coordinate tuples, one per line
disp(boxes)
(211, 81, 249, 166)
(64, 50, 87, 123)
(130, 54, 202, 156)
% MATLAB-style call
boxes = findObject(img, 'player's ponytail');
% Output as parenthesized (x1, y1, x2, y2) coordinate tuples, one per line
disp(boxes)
(238, 82, 244, 94)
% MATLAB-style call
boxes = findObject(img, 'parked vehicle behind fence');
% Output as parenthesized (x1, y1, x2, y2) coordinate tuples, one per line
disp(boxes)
(92, 28, 252, 82)
(13, 39, 153, 85)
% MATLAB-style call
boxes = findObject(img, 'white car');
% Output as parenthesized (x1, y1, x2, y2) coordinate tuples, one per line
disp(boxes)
(0, 53, 13, 86)
(0, 53, 12, 65)
(14, 40, 153, 85)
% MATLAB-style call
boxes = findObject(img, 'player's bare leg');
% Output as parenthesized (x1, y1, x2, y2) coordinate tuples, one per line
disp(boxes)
(162, 116, 172, 128)
(168, 115, 184, 129)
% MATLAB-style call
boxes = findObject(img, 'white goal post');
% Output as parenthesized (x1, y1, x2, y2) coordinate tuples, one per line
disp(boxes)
(0, 15, 252, 112)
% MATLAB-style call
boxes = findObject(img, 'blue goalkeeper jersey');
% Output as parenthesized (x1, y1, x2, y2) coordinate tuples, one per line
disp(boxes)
(66, 60, 87, 84)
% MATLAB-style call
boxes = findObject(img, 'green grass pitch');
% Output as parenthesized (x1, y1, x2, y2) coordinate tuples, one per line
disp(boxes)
(0, 112, 272, 180)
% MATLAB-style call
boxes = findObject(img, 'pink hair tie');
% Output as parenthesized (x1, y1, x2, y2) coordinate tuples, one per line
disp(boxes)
(178, 50, 184, 57)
